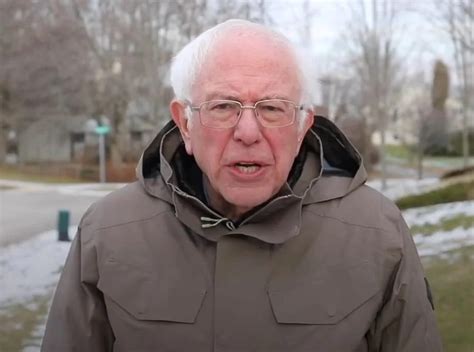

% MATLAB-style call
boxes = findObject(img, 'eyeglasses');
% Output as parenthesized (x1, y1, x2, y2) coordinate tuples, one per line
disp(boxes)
(188, 99, 303, 129)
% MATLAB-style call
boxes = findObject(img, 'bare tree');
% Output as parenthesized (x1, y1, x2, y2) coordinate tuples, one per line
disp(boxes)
(1, 0, 277, 164)
(337, 0, 407, 187)
(0, 0, 93, 161)
(441, 0, 473, 168)
(67, 0, 273, 163)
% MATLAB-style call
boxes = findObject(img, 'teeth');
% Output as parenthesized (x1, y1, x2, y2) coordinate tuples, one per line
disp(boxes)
(235, 164, 260, 173)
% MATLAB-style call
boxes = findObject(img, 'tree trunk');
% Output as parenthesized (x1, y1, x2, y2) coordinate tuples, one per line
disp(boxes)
(417, 140, 424, 180)
(462, 107, 470, 169)
(379, 122, 387, 189)
(0, 128, 6, 163)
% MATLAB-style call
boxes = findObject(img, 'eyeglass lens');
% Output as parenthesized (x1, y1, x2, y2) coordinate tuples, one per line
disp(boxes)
(200, 100, 295, 127)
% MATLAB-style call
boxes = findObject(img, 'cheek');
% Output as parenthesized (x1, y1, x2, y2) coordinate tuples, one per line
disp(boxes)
(265, 129, 300, 173)
(269, 129, 299, 156)
(190, 128, 230, 172)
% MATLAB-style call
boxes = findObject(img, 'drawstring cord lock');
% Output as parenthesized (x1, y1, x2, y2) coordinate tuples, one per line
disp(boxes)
(200, 216, 236, 230)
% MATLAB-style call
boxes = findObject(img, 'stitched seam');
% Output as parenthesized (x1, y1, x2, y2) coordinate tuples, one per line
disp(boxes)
(306, 208, 397, 234)
(82, 209, 174, 233)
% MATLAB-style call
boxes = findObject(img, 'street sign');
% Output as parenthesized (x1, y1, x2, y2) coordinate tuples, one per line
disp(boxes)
(94, 125, 110, 183)
(95, 125, 111, 135)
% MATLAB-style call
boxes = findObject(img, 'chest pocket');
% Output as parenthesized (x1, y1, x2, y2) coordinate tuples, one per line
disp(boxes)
(97, 257, 207, 323)
(268, 261, 381, 325)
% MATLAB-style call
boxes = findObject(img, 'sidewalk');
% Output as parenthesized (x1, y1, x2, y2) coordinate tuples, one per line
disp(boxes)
(0, 179, 126, 198)
(0, 180, 126, 247)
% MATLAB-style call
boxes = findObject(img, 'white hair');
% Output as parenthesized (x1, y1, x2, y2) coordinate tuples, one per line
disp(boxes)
(170, 19, 316, 128)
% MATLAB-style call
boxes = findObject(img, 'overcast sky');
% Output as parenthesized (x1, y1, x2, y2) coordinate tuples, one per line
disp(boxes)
(267, 0, 453, 81)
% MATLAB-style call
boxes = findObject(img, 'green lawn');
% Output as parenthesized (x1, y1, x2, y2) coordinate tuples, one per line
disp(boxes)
(0, 295, 51, 352)
(424, 246, 474, 352)
(385, 144, 414, 160)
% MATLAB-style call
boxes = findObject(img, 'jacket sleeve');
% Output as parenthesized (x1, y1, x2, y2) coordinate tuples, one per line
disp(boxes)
(41, 223, 114, 351)
(369, 215, 443, 351)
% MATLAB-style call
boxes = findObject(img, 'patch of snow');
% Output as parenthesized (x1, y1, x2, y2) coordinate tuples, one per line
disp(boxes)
(403, 201, 474, 226)
(413, 226, 474, 257)
(0, 179, 126, 197)
(0, 227, 75, 308)
(401, 201, 474, 257)
(56, 183, 126, 197)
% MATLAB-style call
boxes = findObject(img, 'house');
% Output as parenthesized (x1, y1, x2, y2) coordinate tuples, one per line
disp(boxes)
(18, 115, 92, 163)
(17, 106, 157, 164)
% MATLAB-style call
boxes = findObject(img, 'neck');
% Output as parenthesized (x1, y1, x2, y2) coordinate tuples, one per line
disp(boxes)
(202, 176, 251, 221)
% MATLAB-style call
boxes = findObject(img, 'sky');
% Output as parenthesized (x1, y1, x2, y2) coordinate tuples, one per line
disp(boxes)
(266, 0, 455, 81)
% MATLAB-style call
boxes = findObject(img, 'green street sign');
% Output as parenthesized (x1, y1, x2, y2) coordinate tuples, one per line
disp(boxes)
(95, 125, 111, 135)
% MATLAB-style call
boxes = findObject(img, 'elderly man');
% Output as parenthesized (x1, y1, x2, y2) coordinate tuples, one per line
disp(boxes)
(42, 20, 442, 351)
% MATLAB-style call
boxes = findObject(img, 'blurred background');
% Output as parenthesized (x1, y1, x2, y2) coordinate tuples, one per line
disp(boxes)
(0, 0, 472, 351)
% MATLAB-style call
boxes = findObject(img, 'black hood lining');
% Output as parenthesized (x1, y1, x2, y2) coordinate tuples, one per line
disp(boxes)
(313, 116, 360, 176)
(141, 116, 361, 199)
(142, 120, 176, 179)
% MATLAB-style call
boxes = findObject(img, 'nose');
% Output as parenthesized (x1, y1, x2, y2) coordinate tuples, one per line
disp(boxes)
(232, 107, 262, 145)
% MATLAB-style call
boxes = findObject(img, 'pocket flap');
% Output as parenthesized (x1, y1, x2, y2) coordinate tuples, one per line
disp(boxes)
(268, 261, 380, 325)
(97, 258, 206, 323)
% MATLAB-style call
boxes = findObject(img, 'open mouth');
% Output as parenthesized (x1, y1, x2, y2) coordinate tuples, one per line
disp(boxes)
(234, 162, 261, 174)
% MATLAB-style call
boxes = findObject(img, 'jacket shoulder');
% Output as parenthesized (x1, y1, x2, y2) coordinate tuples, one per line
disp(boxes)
(80, 181, 172, 233)
(307, 184, 404, 234)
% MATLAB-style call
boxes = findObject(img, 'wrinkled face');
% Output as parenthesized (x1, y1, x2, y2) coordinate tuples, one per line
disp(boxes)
(171, 32, 313, 220)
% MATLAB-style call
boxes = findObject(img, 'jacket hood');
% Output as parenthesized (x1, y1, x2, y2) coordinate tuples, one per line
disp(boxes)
(135, 115, 367, 243)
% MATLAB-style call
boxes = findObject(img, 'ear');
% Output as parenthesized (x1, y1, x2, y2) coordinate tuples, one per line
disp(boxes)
(170, 99, 193, 155)
(295, 110, 314, 155)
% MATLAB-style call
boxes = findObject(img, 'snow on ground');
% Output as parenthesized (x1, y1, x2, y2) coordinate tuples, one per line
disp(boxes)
(403, 201, 474, 257)
(56, 183, 127, 197)
(413, 227, 474, 257)
(368, 177, 474, 257)
(403, 201, 474, 226)
(0, 179, 126, 197)
(0, 227, 76, 308)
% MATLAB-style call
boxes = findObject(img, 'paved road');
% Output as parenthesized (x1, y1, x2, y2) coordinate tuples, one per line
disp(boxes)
(0, 183, 104, 247)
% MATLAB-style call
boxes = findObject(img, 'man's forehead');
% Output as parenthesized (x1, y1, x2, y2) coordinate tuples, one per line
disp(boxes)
(190, 28, 301, 101)
(210, 29, 291, 60)
(199, 34, 297, 78)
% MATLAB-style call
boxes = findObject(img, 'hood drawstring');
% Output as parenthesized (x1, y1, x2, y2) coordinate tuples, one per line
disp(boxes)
(200, 216, 236, 231)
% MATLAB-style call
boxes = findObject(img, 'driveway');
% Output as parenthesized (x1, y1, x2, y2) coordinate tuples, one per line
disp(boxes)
(0, 181, 122, 247)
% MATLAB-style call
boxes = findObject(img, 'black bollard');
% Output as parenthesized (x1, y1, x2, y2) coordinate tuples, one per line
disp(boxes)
(57, 210, 70, 242)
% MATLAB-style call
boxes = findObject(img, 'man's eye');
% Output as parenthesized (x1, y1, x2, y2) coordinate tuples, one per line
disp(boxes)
(210, 103, 235, 110)
(260, 104, 284, 112)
